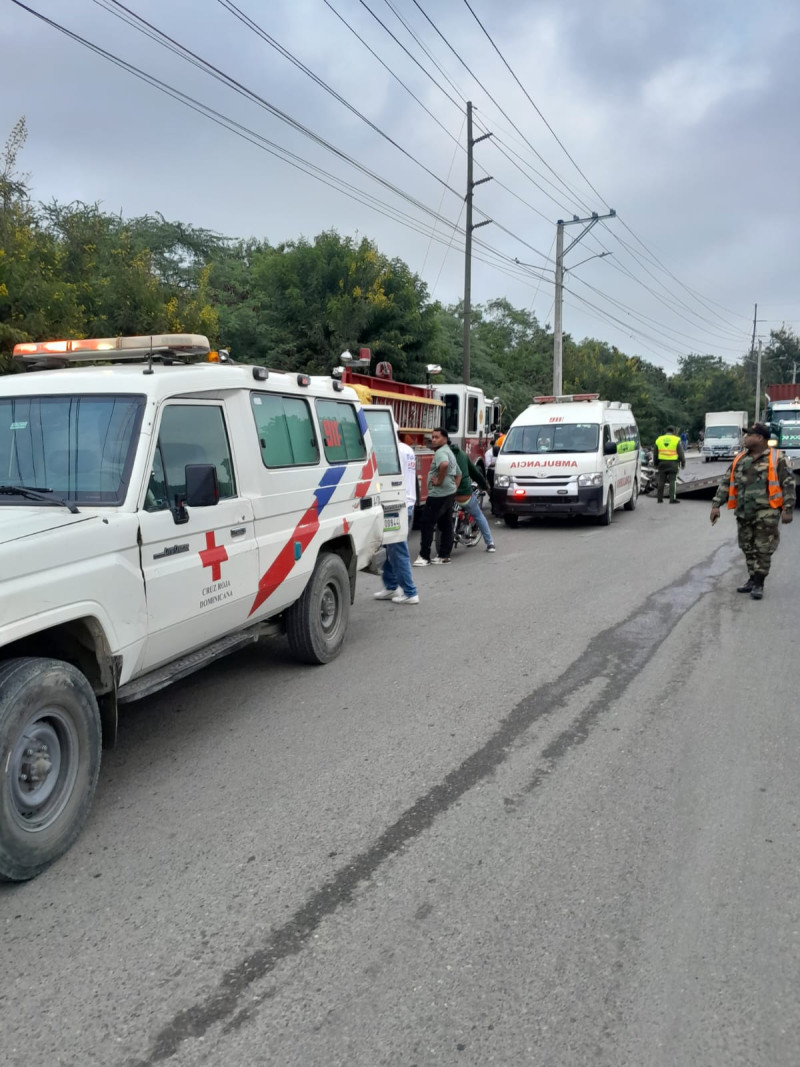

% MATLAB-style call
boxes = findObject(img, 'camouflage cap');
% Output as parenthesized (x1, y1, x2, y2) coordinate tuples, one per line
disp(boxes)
(745, 422, 771, 439)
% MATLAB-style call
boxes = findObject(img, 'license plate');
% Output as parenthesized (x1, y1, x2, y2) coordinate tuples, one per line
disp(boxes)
(384, 512, 401, 532)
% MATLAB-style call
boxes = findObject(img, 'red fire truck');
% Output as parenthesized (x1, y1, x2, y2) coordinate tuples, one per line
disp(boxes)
(336, 351, 501, 506)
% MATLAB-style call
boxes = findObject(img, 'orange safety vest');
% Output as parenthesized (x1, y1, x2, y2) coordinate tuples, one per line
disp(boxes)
(727, 448, 783, 510)
(654, 433, 680, 461)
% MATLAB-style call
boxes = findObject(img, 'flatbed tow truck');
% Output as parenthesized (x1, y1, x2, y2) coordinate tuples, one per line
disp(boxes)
(673, 453, 800, 498)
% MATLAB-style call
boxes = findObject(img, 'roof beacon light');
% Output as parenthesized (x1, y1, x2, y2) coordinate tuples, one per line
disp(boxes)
(533, 393, 599, 404)
(13, 333, 211, 364)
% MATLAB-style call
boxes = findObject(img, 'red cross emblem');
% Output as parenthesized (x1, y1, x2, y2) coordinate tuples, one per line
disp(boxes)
(199, 531, 228, 581)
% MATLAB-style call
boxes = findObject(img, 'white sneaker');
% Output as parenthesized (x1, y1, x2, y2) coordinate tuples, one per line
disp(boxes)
(391, 593, 419, 604)
(431, 556, 450, 565)
(374, 588, 399, 600)
(412, 556, 431, 567)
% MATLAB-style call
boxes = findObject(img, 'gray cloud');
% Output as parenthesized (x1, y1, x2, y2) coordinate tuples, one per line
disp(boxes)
(5, 0, 800, 373)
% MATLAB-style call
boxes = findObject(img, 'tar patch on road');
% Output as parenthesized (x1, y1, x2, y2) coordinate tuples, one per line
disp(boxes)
(132, 544, 737, 1065)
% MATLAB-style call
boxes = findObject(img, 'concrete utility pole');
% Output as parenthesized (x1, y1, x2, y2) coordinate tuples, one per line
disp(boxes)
(553, 210, 616, 394)
(462, 101, 492, 385)
(755, 339, 763, 422)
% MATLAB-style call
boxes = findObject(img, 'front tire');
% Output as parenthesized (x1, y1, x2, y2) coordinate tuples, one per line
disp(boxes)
(599, 488, 614, 525)
(286, 553, 351, 665)
(0, 657, 102, 882)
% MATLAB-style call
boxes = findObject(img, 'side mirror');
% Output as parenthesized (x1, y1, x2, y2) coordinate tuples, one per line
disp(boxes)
(603, 440, 617, 456)
(185, 464, 219, 507)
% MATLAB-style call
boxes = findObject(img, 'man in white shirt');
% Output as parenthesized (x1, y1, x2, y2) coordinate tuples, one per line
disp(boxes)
(374, 436, 420, 604)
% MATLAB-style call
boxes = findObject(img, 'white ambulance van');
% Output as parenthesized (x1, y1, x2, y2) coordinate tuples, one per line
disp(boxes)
(0, 333, 387, 881)
(492, 394, 640, 526)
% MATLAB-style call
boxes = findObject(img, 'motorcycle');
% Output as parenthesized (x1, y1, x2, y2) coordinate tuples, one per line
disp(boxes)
(436, 488, 485, 555)
(639, 449, 657, 495)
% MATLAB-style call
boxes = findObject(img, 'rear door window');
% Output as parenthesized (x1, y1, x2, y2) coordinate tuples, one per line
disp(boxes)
(315, 400, 367, 463)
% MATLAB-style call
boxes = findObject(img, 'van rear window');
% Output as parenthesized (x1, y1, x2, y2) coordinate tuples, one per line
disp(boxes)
(503, 423, 599, 454)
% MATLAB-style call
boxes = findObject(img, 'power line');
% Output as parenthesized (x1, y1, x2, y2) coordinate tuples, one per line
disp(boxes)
(460, 0, 608, 209)
(405, 0, 600, 216)
(319, 0, 463, 148)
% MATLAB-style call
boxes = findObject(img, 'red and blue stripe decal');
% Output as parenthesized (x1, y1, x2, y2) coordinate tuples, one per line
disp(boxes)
(248, 453, 376, 616)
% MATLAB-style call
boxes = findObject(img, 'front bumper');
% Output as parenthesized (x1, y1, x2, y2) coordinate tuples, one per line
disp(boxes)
(492, 485, 604, 517)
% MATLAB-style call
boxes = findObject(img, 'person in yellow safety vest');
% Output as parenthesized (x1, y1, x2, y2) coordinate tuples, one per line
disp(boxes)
(710, 422, 795, 600)
(653, 426, 686, 503)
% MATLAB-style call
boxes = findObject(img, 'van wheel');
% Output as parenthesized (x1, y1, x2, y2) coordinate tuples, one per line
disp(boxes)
(599, 489, 614, 525)
(503, 514, 519, 528)
(624, 479, 638, 511)
(0, 658, 102, 882)
(286, 553, 351, 665)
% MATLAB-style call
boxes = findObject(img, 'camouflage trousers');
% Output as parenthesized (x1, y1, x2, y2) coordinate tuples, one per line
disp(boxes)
(736, 511, 781, 576)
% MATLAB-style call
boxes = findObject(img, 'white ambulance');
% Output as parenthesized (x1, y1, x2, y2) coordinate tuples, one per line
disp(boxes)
(0, 333, 388, 881)
(492, 394, 641, 526)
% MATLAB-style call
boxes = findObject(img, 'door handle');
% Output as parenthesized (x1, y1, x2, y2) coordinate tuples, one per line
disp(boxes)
(230, 526, 247, 537)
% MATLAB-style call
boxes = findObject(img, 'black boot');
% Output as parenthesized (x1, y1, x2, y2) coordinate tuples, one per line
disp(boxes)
(737, 577, 755, 593)
(750, 574, 765, 600)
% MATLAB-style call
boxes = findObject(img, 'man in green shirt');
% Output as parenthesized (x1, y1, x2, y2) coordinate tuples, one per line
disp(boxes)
(413, 427, 460, 565)
(710, 422, 795, 599)
(451, 443, 496, 552)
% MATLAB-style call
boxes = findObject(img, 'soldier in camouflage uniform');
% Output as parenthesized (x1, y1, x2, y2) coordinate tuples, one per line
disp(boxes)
(710, 422, 795, 599)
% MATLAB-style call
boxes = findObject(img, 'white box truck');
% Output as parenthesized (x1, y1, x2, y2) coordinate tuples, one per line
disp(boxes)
(701, 411, 747, 462)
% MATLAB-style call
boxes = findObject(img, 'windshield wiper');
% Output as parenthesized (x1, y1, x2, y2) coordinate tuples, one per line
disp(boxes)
(0, 484, 80, 514)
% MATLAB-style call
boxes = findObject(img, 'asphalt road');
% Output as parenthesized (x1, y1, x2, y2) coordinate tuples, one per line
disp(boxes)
(2, 489, 799, 1067)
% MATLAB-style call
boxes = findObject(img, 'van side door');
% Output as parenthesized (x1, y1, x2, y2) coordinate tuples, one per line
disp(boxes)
(137, 400, 258, 671)
(363, 405, 408, 543)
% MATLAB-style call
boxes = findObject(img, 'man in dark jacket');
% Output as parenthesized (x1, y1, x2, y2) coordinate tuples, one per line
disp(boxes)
(451, 443, 496, 552)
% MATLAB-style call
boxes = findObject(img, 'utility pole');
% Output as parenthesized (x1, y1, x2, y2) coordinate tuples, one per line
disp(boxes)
(462, 101, 492, 385)
(748, 302, 759, 419)
(553, 210, 616, 394)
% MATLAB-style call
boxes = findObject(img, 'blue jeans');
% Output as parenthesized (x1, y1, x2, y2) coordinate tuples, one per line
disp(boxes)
(462, 493, 494, 545)
(382, 541, 417, 596)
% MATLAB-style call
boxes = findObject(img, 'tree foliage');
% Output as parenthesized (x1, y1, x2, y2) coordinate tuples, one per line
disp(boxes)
(1, 121, 762, 442)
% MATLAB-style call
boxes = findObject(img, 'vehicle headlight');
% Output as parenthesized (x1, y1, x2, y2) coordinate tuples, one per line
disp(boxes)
(578, 473, 603, 487)
(495, 474, 511, 488)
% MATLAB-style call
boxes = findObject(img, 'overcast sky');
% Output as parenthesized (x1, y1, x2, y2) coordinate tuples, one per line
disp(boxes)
(4, 0, 800, 374)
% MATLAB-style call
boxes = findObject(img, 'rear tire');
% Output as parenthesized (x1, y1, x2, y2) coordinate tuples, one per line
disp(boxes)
(286, 553, 350, 665)
(503, 514, 519, 528)
(0, 657, 102, 882)
(624, 479, 638, 511)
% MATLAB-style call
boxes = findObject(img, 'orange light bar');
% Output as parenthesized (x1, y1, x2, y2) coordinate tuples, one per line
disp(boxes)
(533, 393, 599, 404)
(13, 333, 211, 362)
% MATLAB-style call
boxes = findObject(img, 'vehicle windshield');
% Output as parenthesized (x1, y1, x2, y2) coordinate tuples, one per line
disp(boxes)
(503, 423, 600, 454)
(705, 426, 738, 439)
(0, 394, 144, 505)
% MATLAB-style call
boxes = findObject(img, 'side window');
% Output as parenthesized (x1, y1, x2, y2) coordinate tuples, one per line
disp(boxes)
(467, 395, 479, 435)
(146, 404, 235, 511)
(442, 394, 460, 435)
(603, 424, 613, 448)
(251, 393, 318, 467)
(315, 400, 367, 463)
(364, 410, 401, 475)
